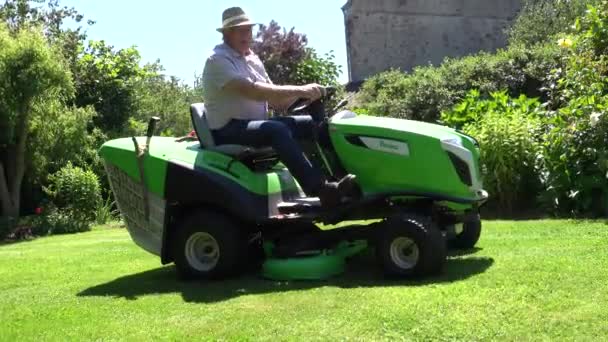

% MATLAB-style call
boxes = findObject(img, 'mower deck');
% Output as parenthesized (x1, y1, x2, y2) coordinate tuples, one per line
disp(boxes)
(262, 240, 368, 281)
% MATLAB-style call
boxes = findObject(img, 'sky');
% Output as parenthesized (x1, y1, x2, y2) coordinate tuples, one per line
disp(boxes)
(61, 0, 351, 87)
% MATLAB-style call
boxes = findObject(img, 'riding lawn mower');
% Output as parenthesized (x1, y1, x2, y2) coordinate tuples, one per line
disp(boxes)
(98, 87, 488, 280)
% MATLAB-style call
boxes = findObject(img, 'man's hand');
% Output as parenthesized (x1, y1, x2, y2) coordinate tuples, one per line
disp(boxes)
(270, 95, 299, 114)
(299, 83, 326, 102)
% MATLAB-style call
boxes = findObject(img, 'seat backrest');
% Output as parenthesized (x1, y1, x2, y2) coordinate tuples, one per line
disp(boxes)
(190, 103, 215, 148)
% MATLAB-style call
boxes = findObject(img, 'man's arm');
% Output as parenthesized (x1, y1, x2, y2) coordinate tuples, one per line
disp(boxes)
(204, 55, 324, 105)
(223, 79, 323, 104)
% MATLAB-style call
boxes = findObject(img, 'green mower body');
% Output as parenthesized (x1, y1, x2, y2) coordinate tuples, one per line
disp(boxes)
(99, 98, 488, 280)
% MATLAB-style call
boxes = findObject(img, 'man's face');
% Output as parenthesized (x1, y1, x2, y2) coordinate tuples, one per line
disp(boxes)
(225, 25, 253, 55)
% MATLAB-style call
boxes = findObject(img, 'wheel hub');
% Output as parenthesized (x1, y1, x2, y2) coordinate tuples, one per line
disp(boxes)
(389, 237, 419, 270)
(455, 223, 464, 235)
(185, 232, 220, 271)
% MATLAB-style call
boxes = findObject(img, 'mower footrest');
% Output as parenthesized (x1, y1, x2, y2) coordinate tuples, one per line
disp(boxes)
(277, 197, 321, 215)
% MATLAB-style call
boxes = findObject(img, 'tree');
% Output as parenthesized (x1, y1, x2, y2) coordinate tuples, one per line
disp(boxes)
(133, 63, 201, 137)
(28, 100, 102, 183)
(293, 48, 342, 86)
(0, 0, 94, 73)
(0, 0, 91, 34)
(252, 20, 342, 87)
(0, 23, 73, 220)
(74, 40, 152, 134)
(252, 20, 308, 84)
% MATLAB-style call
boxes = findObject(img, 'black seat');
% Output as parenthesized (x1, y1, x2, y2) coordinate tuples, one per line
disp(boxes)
(189, 103, 275, 158)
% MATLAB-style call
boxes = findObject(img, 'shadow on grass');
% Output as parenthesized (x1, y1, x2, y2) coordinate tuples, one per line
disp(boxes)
(447, 247, 483, 257)
(78, 254, 494, 303)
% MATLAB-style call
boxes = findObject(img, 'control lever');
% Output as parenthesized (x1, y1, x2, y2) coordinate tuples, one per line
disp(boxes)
(131, 116, 160, 222)
(145, 116, 161, 149)
(332, 99, 349, 113)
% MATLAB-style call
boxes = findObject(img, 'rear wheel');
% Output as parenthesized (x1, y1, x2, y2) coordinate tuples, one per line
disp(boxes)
(377, 215, 446, 277)
(172, 210, 247, 280)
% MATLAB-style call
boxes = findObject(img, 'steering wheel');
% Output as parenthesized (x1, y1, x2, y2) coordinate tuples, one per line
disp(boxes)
(287, 97, 312, 113)
(286, 86, 336, 113)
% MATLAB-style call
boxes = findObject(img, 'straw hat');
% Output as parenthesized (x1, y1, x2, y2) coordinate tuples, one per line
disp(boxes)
(216, 7, 258, 32)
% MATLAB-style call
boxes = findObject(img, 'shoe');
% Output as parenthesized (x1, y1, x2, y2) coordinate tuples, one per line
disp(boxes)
(318, 174, 357, 208)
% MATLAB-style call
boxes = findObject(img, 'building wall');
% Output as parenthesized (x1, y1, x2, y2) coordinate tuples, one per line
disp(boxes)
(342, 0, 522, 82)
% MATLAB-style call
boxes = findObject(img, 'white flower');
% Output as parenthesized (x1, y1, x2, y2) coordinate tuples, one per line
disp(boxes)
(590, 112, 602, 127)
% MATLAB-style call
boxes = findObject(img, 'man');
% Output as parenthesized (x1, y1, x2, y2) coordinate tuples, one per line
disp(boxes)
(202, 7, 355, 207)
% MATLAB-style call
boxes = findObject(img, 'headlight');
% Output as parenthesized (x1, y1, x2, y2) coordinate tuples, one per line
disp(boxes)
(441, 137, 463, 147)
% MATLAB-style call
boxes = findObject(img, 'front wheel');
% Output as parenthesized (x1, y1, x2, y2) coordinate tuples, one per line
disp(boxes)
(449, 215, 482, 249)
(172, 210, 247, 280)
(376, 215, 446, 278)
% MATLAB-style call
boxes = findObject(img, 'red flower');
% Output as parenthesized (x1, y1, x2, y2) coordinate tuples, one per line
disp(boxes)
(35, 207, 43, 215)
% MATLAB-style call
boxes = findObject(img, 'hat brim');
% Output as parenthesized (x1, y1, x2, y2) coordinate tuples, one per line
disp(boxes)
(217, 20, 258, 32)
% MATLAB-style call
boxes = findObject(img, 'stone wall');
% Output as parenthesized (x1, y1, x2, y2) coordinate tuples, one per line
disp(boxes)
(342, 0, 522, 82)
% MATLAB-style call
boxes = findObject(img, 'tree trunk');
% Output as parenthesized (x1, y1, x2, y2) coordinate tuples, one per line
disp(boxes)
(0, 104, 30, 220)
(0, 160, 18, 218)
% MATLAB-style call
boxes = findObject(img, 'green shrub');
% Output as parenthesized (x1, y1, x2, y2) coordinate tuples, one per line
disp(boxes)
(294, 49, 341, 86)
(35, 208, 89, 235)
(441, 89, 545, 129)
(537, 3, 608, 217)
(546, 1, 608, 107)
(41, 162, 102, 234)
(0, 216, 16, 240)
(350, 107, 370, 115)
(356, 43, 563, 122)
(508, 0, 600, 46)
(541, 95, 608, 217)
(94, 194, 119, 225)
(444, 91, 544, 216)
(28, 102, 105, 183)
(575, 0, 608, 55)
(544, 45, 608, 110)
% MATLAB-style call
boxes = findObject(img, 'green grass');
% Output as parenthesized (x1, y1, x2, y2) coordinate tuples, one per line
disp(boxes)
(1, 220, 607, 341)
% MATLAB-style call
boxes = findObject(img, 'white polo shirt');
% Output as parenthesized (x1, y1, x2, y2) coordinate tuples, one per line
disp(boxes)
(202, 43, 272, 130)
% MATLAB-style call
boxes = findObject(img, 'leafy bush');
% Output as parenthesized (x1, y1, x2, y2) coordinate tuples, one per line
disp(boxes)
(576, 1, 608, 55)
(443, 91, 544, 216)
(74, 40, 152, 135)
(133, 72, 197, 137)
(293, 49, 341, 86)
(40, 162, 102, 234)
(94, 194, 119, 225)
(540, 59, 608, 216)
(508, 0, 601, 46)
(355, 43, 563, 122)
(441, 89, 545, 129)
(34, 209, 85, 235)
(541, 97, 608, 217)
(28, 101, 104, 183)
(543, 6, 608, 109)
(538, 2, 608, 217)
(544, 53, 608, 110)
(0, 216, 16, 240)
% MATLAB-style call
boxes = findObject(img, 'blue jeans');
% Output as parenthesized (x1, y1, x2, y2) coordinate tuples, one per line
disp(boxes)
(212, 115, 324, 196)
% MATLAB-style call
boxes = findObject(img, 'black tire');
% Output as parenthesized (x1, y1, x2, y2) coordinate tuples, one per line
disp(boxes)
(376, 215, 446, 278)
(449, 216, 482, 249)
(172, 210, 247, 280)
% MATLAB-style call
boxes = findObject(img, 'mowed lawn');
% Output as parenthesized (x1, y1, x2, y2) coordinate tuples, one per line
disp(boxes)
(1, 220, 607, 341)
